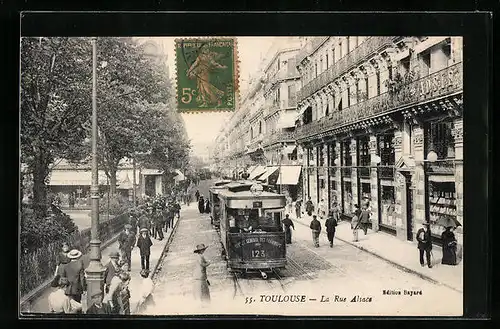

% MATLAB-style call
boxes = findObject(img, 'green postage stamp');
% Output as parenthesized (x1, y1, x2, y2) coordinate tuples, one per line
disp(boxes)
(175, 38, 238, 113)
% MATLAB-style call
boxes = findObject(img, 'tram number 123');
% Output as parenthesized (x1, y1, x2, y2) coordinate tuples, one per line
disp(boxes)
(251, 249, 266, 258)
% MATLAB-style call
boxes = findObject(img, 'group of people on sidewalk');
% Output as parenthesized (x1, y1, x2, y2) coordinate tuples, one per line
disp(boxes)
(47, 193, 182, 315)
(196, 191, 211, 214)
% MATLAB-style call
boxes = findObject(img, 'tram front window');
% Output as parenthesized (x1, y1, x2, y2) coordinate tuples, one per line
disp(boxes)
(227, 209, 282, 233)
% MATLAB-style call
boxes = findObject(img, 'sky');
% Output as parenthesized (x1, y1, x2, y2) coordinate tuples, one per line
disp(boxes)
(156, 37, 279, 160)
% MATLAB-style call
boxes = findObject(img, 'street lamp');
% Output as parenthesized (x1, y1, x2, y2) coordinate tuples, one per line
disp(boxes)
(85, 37, 106, 308)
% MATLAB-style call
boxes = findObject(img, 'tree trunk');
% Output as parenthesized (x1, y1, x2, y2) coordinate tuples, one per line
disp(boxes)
(109, 167, 117, 196)
(32, 159, 49, 219)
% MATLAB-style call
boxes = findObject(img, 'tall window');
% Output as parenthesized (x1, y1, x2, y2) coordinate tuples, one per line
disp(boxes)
(259, 121, 262, 134)
(376, 71, 381, 95)
(339, 41, 343, 58)
(326, 53, 329, 68)
(318, 146, 325, 167)
(426, 121, 455, 159)
(315, 63, 318, 77)
(288, 84, 296, 107)
(332, 48, 336, 63)
(420, 51, 431, 76)
(320, 58, 323, 72)
(357, 137, 370, 167)
(347, 86, 351, 107)
(250, 127, 254, 140)
(328, 144, 336, 166)
(346, 37, 350, 52)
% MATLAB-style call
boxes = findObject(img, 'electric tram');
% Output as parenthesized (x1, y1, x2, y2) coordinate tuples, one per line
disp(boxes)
(208, 180, 232, 228)
(218, 181, 287, 278)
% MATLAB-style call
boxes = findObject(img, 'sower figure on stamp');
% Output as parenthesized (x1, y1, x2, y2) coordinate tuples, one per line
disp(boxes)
(416, 222, 433, 268)
(325, 210, 338, 248)
(118, 224, 135, 271)
(282, 214, 295, 244)
(309, 215, 321, 248)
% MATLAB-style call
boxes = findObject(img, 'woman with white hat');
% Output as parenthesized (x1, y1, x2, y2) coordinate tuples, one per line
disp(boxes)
(193, 243, 210, 304)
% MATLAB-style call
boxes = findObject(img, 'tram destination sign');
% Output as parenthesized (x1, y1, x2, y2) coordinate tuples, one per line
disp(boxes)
(253, 201, 263, 208)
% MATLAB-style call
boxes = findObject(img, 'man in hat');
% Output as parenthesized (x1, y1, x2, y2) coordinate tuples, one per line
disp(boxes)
(137, 228, 153, 271)
(416, 222, 433, 268)
(104, 251, 121, 294)
(193, 244, 210, 304)
(282, 214, 295, 244)
(118, 224, 136, 271)
(309, 215, 321, 248)
(86, 290, 112, 314)
(295, 198, 302, 219)
(325, 210, 338, 248)
(61, 249, 86, 305)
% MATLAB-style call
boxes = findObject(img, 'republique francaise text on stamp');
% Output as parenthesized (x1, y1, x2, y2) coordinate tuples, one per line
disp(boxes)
(175, 38, 238, 113)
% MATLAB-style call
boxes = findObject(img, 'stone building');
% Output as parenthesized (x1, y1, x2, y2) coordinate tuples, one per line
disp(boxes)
(295, 36, 463, 243)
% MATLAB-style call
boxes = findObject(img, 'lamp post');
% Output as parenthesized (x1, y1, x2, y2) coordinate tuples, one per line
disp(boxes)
(85, 37, 106, 308)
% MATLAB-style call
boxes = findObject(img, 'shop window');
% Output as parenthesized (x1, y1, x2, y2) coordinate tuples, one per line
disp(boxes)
(361, 183, 371, 206)
(380, 185, 396, 227)
(428, 181, 457, 238)
(343, 181, 353, 214)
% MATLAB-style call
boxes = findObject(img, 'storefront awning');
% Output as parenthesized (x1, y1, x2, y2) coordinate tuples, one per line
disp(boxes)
(257, 166, 279, 181)
(48, 170, 108, 186)
(428, 175, 455, 183)
(276, 112, 299, 129)
(276, 165, 302, 185)
(283, 145, 296, 154)
(248, 165, 266, 180)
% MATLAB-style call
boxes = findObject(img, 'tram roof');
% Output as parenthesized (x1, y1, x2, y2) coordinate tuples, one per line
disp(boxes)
(213, 179, 232, 186)
(218, 189, 284, 200)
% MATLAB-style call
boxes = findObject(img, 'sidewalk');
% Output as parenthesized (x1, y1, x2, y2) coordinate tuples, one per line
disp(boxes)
(20, 213, 180, 314)
(288, 210, 463, 293)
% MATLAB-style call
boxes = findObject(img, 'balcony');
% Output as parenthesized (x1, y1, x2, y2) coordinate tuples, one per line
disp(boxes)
(296, 62, 463, 141)
(296, 37, 330, 65)
(297, 36, 398, 101)
(266, 68, 301, 91)
(263, 130, 296, 147)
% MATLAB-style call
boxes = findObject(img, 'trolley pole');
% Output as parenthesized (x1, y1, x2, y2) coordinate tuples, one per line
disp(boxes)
(85, 37, 106, 308)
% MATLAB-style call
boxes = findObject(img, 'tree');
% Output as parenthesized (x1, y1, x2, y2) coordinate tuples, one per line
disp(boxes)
(21, 37, 93, 219)
(93, 38, 190, 194)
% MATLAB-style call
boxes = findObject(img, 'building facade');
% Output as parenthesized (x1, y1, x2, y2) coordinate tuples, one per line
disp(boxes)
(212, 38, 304, 200)
(295, 36, 463, 243)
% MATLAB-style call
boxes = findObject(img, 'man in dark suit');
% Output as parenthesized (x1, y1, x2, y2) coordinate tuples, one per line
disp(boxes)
(104, 251, 120, 294)
(416, 222, 433, 268)
(325, 211, 338, 248)
(62, 249, 86, 306)
(86, 291, 112, 314)
(118, 225, 135, 271)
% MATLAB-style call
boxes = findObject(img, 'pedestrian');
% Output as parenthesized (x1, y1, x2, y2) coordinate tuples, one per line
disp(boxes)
(286, 195, 293, 215)
(103, 264, 124, 314)
(282, 214, 295, 244)
(193, 243, 211, 304)
(118, 224, 135, 271)
(295, 199, 302, 219)
(351, 204, 362, 242)
(195, 190, 200, 201)
(135, 269, 155, 314)
(198, 195, 205, 214)
(204, 198, 211, 214)
(53, 241, 71, 280)
(441, 226, 458, 265)
(318, 198, 326, 219)
(128, 211, 138, 236)
(309, 215, 321, 248)
(325, 210, 338, 248)
(61, 249, 86, 312)
(305, 197, 314, 217)
(416, 222, 433, 268)
(137, 228, 153, 271)
(174, 199, 181, 219)
(48, 277, 82, 314)
(154, 210, 164, 240)
(359, 204, 371, 235)
(106, 271, 131, 315)
(331, 202, 341, 223)
(138, 210, 151, 233)
(104, 251, 121, 294)
(86, 291, 112, 315)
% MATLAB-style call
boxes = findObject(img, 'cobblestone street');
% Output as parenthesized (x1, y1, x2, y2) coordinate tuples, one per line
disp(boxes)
(144, 198, 462, 316)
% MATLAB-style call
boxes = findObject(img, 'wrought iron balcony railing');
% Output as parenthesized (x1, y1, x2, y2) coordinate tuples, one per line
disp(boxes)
(296, 62, 463, 141)
(297, 36, 397, 101)
(263, 130, 296, 147)
(296, 37, 330, 65)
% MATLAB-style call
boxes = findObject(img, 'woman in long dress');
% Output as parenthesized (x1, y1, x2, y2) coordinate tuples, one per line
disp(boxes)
(193, 244, 210, 304)
(441, 226, 458, 265)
